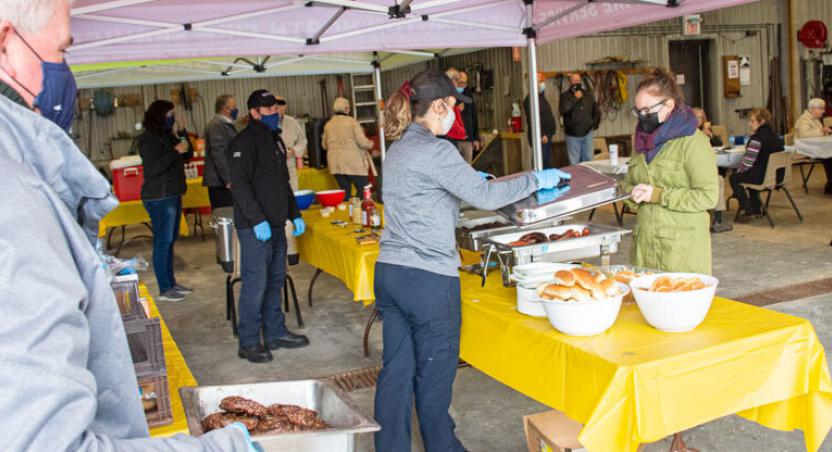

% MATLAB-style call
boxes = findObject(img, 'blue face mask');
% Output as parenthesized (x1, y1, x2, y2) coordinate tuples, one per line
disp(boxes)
(230, 108, 239, 120)
(260, 113, 281, 132)
(9, 30, 77, 132)
(456, 87, 465, 94)
(165, 116, 175, 130)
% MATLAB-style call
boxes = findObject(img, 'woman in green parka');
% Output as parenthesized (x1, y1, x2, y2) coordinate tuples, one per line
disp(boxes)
(621, 68, 719, 274)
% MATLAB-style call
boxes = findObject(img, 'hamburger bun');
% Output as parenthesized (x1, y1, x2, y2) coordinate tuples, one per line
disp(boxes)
(553, 270, 576, 287)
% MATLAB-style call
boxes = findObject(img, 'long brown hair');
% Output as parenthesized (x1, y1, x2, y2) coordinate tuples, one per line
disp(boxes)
(384, 72, 440, 140)
(636, 68, 685, 107)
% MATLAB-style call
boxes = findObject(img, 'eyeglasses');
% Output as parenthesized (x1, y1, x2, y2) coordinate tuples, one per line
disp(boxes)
(631, 99, 669, 118)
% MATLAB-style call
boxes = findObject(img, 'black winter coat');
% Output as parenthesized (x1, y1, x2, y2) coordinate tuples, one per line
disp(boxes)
(559, 86, 600, 137)
(227, 119, 300, 229)
(523, 92, 557, 143)
(138, 129, 193, 200)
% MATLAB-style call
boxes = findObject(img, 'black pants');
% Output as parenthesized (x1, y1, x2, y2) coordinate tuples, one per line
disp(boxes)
(373, 263, 464, 452)
(334, 174, 368, 201)
(729, 172, 762, 214)
(208, 186, 234, 209)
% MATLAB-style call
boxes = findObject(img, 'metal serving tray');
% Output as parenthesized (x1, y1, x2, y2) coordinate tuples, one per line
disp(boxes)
(455, 212, 566, 252)
(496, 165, 628, 226)
(181, 379, 379, 452)
(481, 223, 629, 287)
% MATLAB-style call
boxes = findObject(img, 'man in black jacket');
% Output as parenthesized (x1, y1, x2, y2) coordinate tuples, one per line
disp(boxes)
(560, 73, 600, 164)
(457, 71, 479, 163)
(203, 94, 238, 209)
(227, 89, 309, 363)
(523, 72, 557, 169)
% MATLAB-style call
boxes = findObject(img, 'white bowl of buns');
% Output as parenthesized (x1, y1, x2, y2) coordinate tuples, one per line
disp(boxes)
(535, 268, 629, 336)
(629, 273, 718, 332)
(511, 263, 579, 317)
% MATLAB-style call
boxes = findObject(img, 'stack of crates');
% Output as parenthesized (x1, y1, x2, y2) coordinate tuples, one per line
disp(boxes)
(111, 274, 173, 428)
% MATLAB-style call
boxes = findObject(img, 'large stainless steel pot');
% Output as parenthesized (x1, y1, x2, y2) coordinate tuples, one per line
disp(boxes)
(210, 207, 235, 274)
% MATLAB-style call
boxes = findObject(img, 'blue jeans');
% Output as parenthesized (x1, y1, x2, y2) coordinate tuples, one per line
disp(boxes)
(542, 141, 554, 169)
(565, 132, 594, 165)
(237, 226, 289, 348)
(374, 263, 464, 452)
(143, 195, 181, 294)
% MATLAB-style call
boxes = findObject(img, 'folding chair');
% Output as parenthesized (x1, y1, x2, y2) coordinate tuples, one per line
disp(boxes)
(734, 152, 803, 228)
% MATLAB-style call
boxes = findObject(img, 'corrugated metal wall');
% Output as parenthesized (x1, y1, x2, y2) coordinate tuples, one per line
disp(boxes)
(74, 74, 350, 165)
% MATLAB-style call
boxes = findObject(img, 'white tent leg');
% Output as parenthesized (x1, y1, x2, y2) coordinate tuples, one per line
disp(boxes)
(526, 1, 543, 172)
(373, 56, 387, 161)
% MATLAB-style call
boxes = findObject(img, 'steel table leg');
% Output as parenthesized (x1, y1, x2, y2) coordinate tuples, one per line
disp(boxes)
(308, 268, 323, 307)
(363, 307, 379, 358)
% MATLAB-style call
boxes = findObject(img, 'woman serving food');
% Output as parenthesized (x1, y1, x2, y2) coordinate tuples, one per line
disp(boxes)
(620, 68, 719, 274)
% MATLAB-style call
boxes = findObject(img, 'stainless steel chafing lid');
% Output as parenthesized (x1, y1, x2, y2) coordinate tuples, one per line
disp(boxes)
(495, 165, 627, 226)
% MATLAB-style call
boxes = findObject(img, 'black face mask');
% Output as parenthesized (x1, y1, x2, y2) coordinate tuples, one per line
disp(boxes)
(638, 112, 662, 133)
(571, 84, 581, 92)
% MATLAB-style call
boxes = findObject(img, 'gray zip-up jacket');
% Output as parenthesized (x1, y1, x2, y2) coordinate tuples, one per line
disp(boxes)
(378, 123, 538, 276)
(0, 95, 247, 451)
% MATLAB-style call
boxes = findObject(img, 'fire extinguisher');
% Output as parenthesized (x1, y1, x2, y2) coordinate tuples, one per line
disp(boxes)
(510, 102, 523, 133)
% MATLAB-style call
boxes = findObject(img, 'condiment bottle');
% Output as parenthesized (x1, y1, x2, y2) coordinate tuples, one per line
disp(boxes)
(361, 185, 376, 228)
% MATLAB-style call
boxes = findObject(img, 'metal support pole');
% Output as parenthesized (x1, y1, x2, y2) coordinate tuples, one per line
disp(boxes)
(373, 54, 387, 161)
(525, 0, 543, 171)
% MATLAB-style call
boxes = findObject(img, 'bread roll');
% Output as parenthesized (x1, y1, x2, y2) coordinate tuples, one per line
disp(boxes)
(600, 278, 619, 297)
(572, 268, 600, 292)
(537, 284, 572, 300)
(570, 286, 594, 302)
(554, 270, 576, 287)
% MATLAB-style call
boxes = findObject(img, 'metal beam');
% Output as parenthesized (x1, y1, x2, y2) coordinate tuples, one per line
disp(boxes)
(373, 53, 387, 161)
(70, 27, 180, 52)
(431, 18, 518, 33)
(308, 7, 347, 44)
(71, 0, 158, 16)
(265, 56, 307, 69)
(307, 55, 374, 65)
(74, 14, 174, 28)
(411, 0, 468, 12)
(321, 17, 421, 43)
(74, 66, 138, 80)
(310, 0, 389, 13)
(197, 27, 306, 44)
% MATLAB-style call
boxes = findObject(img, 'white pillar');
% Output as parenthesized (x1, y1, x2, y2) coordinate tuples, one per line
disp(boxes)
(373, 57, 387, 161)
(525, 0, 543, 171)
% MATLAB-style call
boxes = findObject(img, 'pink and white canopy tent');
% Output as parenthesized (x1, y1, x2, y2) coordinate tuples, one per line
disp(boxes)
(69, 0, 756, 166)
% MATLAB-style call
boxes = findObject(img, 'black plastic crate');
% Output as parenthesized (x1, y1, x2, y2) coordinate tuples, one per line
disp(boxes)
(138, 370, 173, 428)
(111, 274, 144, 322)
(125, 316, 165, 376)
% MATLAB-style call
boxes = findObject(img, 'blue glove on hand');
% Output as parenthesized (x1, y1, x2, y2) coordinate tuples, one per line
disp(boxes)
(227, 422, 265, 452)
(533, 168, 571, 190)
(477, 171, 494, 181)
(253, 221, 271, 242)
(292, 217, 306, 237)
(536, 185, 571, 205)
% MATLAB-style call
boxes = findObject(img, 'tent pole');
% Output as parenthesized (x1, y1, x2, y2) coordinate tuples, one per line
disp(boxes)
(373, 54, 387, 161)
(525, 0, 543, 171)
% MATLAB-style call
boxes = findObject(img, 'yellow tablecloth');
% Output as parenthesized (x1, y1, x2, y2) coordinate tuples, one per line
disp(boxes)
(298, 167, 338, 192)
(98, 178, 209, 238)
(295, 207, 378, 304)
(459, 273, 832, 451)
(141, 285, 198, 438)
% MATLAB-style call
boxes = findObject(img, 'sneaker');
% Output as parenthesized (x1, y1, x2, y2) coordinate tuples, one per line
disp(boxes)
(710, 222, 733, 233)
(173, 284, 193, 294)
(158, 289, 186, 302)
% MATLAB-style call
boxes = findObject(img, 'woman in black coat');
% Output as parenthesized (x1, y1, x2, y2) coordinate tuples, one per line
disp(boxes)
(138, 100, 193, 301)
(729, 108, 784, 222)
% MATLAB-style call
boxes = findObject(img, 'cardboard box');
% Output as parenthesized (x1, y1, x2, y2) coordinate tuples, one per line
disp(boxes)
(523, 410, 587, 452)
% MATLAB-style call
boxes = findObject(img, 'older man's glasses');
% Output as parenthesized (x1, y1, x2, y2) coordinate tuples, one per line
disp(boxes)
(631, 99, 669, 118)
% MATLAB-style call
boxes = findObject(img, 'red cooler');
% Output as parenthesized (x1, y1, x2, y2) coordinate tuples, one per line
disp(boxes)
(110, 156, 144, 201)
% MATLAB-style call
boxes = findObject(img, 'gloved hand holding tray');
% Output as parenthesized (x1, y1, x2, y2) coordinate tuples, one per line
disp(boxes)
(496, 165, 629, 226)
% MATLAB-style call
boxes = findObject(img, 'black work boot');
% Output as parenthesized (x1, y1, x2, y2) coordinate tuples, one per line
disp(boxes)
(238, 345, 273, 363)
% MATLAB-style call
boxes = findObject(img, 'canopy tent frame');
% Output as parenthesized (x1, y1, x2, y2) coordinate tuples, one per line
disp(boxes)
(70, 0, 752, 166)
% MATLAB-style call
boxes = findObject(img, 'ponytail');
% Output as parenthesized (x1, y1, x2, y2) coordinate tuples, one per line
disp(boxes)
(384, 80, 434, 140)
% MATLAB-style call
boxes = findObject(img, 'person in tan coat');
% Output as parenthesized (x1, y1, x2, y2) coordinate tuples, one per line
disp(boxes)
(794, 98, 832, 193)
(323, 97, 375, 200)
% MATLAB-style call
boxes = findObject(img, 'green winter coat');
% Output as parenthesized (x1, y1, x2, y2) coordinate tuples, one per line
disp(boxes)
(620, 130, 718, 275)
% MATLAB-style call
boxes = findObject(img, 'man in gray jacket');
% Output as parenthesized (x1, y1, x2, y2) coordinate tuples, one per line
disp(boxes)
(203, 94, 239, 209)
(0, 1, 253, 450)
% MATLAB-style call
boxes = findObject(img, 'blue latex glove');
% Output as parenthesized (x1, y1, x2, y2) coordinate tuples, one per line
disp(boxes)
(533, 168, 571, 190)
(292, 217, 306, 237)
(536, 185, 571, 205)
(227, 422, 264, 452)
(477, 171, 493, 181)
(253, 221, 271, 242)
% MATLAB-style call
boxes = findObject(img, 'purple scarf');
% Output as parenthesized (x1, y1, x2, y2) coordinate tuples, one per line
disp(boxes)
(634, 104, 698, 163)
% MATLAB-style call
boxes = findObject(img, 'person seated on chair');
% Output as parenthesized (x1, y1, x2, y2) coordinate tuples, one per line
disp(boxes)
(693, 108, 723, 147)
(795, 98, 832, 194)
(729, 108, 784, 223)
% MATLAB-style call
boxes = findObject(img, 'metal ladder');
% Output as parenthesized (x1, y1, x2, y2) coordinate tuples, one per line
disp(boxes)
(350, 73, 377, 125)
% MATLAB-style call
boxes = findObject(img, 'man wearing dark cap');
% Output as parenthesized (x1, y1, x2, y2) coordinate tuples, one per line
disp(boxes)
(227, 89, 309, 363)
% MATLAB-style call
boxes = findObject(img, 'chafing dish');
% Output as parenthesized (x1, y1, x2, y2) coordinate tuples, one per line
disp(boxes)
(455, 211, 566, 252)
(481, 223, 629, 287)
(496, 165, 629, 226)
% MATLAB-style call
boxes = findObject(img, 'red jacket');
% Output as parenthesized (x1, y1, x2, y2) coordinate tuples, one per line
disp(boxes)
(447, 104, 466, 140)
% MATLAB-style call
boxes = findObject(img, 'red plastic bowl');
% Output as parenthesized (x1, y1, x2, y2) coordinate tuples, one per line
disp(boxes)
(315, 189, 346, 207)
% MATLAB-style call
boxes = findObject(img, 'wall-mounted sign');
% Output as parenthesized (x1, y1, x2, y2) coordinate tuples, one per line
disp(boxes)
(683, 15, 702, 36)
(739, 56, 752, 86)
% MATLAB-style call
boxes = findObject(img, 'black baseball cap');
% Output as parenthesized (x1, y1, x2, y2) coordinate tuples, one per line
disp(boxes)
(409, 69, 472, 103)
(247, 89, 279, 110)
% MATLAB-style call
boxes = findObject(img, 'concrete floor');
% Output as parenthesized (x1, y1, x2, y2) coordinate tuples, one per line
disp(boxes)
(121, 168, 832, 451)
